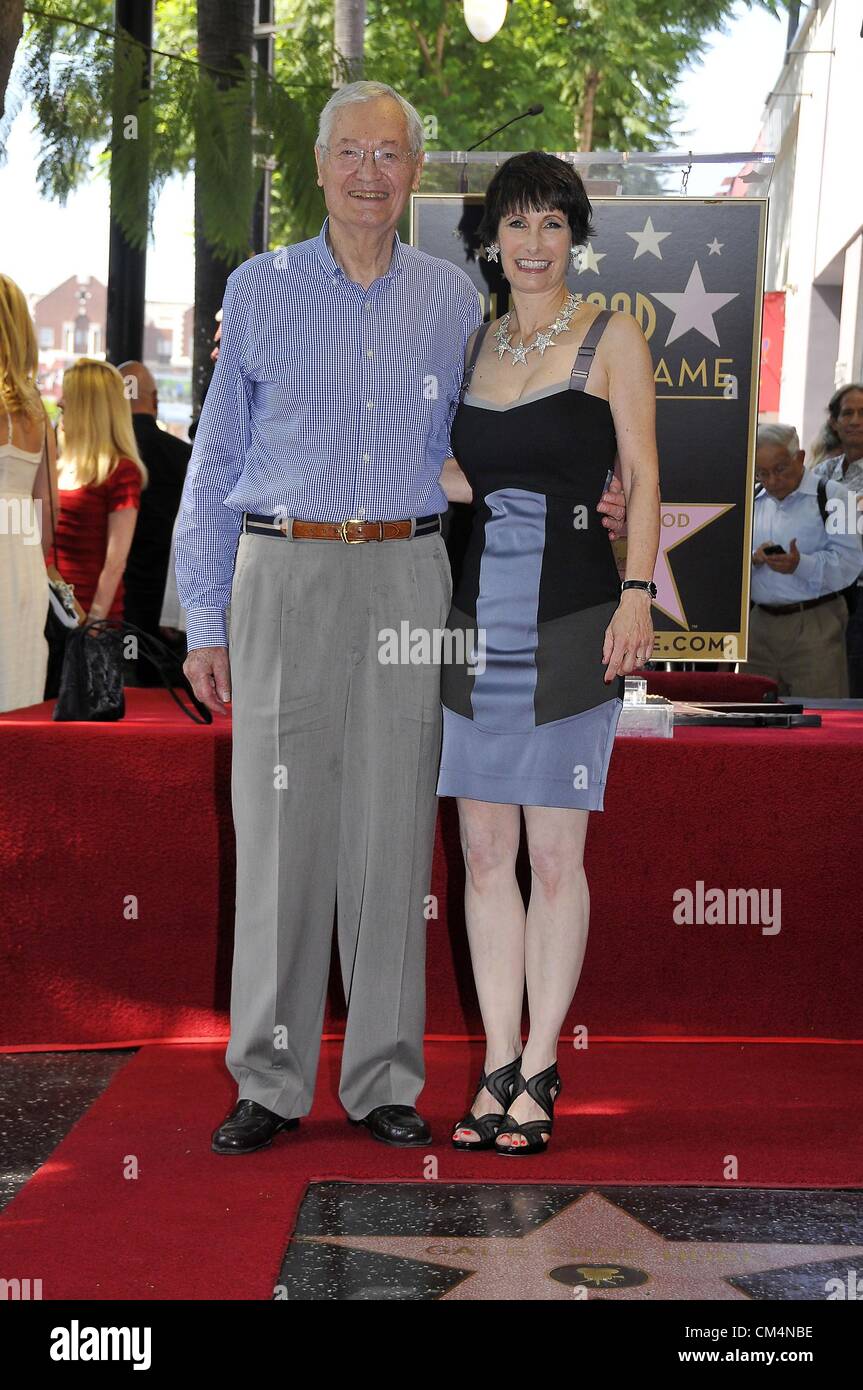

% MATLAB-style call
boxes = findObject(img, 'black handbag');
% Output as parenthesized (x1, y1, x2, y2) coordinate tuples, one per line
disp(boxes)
(53, 618, 125, 721)
(53, 617, 213, 724)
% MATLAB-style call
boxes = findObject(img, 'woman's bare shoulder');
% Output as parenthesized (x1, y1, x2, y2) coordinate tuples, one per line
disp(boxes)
(601, 307, 649, 348)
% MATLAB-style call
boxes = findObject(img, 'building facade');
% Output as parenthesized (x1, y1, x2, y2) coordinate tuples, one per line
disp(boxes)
(757, 0, 863, 449)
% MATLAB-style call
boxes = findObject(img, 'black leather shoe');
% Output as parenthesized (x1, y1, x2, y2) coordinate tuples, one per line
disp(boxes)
(211, 1099, 299, 1155)
(354, 1105, 431, 1147)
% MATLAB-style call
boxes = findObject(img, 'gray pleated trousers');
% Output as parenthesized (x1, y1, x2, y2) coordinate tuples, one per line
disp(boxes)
(225, 526, 451, 1120)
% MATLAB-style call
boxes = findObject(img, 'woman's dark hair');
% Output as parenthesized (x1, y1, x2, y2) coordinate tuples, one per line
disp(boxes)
(810, 381, 863, 465)
(477, 150, 595, 248)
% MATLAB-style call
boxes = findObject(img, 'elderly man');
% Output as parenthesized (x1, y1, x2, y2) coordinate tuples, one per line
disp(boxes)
(176, 81, 624, 1153)
(743, 423, 862, 696)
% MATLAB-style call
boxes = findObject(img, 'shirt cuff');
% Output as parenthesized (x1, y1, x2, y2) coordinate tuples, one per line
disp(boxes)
(793, 551, 816, 583)
(184, 607, 228, 650)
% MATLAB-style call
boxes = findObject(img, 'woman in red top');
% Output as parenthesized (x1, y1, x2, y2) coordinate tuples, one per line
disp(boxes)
(48, 358, 148, 622)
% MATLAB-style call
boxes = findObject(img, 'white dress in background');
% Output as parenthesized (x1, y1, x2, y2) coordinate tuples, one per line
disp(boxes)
(0, 408, 49, 712)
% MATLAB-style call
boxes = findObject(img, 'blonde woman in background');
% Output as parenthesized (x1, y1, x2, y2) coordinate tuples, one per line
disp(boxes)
(47, 358, 147, 627)
(0, 273, 57, 713)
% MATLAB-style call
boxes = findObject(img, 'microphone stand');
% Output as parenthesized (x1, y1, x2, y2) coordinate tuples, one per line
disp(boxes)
(458, 106, 544, 193)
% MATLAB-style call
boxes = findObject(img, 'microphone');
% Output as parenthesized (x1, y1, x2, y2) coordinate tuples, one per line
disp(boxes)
(466, 103, 544, 153)
(459, 104, 544, 191)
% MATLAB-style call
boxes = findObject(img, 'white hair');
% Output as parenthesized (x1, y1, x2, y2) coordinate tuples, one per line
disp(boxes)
(316, 81, 425, 157)
(757, 422, 800, 457)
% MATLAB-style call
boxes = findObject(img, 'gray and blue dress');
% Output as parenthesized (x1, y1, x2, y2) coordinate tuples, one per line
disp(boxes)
(436, 308, 624, 810)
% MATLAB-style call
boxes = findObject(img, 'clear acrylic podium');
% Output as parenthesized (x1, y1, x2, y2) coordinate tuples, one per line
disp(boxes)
(417, 149, 775, 200)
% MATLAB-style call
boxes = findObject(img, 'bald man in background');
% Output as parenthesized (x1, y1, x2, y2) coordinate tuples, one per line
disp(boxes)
(119, 361, 192, 683)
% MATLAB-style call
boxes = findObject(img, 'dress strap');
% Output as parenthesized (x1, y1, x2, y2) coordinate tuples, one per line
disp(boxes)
(569, 307, 614, 392)
(459, 320, 493, 402)
(3, 403, 11, 445)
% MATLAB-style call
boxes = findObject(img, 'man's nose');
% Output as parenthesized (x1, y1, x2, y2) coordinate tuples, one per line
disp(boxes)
(356, 151, 380, 178)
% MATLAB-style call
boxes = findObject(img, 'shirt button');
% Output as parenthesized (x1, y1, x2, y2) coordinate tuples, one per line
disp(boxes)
(366, 400, 374, 410)
(364, 302, 372, 311)
(366, 349, 373, 358)
(363, 452, 370, 462)
(332, 276, 338, 285)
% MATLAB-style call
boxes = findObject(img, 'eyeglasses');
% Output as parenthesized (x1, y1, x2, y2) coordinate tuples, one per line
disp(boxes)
(324, 145, 415, 169)
(755, 461, 791, 481)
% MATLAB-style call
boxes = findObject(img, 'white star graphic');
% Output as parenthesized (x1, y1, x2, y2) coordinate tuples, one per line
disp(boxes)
(300, 1191, 863, 1301)
(653, 261, 739, 346)
(626, 215, 671, 260)
(707, 238, 724, 255)
(577, 244, 606, 275)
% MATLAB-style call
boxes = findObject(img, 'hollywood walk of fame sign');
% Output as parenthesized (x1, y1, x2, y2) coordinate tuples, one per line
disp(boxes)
(411, 192, 767, 660)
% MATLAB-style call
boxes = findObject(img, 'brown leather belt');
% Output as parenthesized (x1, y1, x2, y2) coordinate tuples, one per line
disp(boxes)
(242, 512, 442, 543)
(754, 590, 842, 617)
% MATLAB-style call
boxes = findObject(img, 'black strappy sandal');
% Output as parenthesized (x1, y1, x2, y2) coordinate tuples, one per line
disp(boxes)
(494, 1061, 561, 1157)
(451, 1055, 522, 1151)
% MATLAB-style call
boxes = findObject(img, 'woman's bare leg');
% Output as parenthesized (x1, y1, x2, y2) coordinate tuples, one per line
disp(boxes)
(452, 797, 524, 1141)
(496, 805, 590, 1149)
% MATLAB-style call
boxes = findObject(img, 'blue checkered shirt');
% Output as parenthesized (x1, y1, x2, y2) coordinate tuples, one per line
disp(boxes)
(175, 215, 482, 648)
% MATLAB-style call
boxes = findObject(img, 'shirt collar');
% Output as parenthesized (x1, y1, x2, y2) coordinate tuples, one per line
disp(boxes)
(796, 470, 820, 496)
(756, 470, 818, 502)
(313, 214, 405, 284)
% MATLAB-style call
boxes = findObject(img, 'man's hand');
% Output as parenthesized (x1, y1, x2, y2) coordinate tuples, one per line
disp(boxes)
(183, 645, 232, 716)
(764, 538, 800, 573)
(598, 472, 626, 540)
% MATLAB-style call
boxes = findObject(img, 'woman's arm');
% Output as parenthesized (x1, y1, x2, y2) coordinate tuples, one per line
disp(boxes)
(31, 412, 59, 558)
(88, 506, 139, 621)
(600, 312, 661, 682)
(439, 327, 481, 505)
(440, 455, 473, 504)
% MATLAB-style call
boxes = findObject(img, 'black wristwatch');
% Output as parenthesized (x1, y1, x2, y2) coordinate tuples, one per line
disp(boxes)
(621, 579, 657, 599)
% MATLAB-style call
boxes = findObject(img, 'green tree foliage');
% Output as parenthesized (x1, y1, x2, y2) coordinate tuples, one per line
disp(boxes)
(4, 0, 783, 257)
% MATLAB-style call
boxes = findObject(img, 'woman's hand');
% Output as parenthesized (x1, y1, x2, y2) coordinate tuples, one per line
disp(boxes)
(602, 589, 654, 682)
(598, 472, 626, 540)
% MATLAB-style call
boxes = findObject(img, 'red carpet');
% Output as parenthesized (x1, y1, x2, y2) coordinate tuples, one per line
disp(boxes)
(0, 1040, 859, 1301)
(3, 690, 863, 1047)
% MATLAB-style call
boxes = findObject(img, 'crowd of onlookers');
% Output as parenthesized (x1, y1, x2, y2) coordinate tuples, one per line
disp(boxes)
(0, 272, 204, 712)
(1, 265, 862, 713)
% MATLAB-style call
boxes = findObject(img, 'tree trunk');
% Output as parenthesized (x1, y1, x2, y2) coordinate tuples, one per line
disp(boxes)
(333, 0, 365, 86)
(0, 0, 24, 123)
(577, 67, 600, 152)
(193, 0, 254, 417)
(105, 0, 153, 366)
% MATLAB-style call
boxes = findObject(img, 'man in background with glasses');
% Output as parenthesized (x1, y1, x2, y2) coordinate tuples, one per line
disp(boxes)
(744, 422, 862, 695)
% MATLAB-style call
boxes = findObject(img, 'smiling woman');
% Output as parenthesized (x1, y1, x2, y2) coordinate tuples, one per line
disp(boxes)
(438, 150, 660, 1159)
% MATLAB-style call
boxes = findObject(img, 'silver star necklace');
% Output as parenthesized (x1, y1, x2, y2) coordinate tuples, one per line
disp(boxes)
(493, 290, 584, 365)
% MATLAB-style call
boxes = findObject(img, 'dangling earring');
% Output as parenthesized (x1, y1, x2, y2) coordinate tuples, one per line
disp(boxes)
(484, 242, 500, 263)
(569, 243, 586, 271)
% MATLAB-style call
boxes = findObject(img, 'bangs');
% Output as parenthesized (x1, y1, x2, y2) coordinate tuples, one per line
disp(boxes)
(478, 151, 595, 247)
